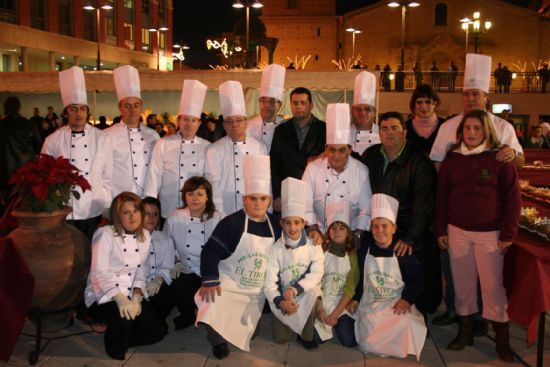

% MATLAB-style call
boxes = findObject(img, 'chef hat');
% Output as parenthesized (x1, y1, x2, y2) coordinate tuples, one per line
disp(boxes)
(463, 53, 492, 93)
(59, 66, 87, 107)
(260, 64, 286, 102)
(178, 80, 207, 118)
(114, 65, 141, 101)
(326, 201, 351, 227)
(219, 80, 246, 117)
(353, 71, 377, 106)
(243, 155, 271, 196)
(371, 194, 399, 224)
(281, 177, 307, 219)
(326, 103, 351, 145)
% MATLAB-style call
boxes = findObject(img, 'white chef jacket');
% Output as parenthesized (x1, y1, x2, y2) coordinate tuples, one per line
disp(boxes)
(104, 122, 159, 198)
(41, 124, 113, 219)
(302, 156, 372, 233)
(148, 230, 175, 285)
(84, 226, 151, 307)
(205, 135, 267, 216)
(350, 123, 380, 156)
(429, 112, 523, 162)
(163, 207, 223, 277)
(143, 134, 210, 217)
(246, 115, 284, 152)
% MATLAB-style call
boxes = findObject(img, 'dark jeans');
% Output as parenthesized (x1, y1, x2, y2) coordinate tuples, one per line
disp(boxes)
(170, 273, 202, 326)
(148, 282, 175, 320)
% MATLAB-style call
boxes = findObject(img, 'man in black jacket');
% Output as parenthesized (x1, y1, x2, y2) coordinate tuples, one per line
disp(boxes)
(361, 111, 441, 315)
(270, 87, 325, 213)
(0, 96, 42, 215)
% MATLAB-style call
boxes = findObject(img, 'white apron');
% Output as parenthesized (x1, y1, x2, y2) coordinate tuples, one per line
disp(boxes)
(314, 251, 351, 341)
(269, 247, 321, 336)
(195, 215, 274, 351)
(355, 248, 426, 360)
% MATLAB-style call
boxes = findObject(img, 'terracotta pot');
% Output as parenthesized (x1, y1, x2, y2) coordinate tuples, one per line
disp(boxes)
(8, 207, 89, 330)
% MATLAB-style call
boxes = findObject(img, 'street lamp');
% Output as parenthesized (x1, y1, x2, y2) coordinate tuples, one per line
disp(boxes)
(345, 27, 362, 60)
(83, 1, 113, 71)
(460, 12, 492, 54)
(233, 0, 263, 68)
(173, 42, 190, 70)
(149, 25, 170, 70)
(388, 1, 420, 69)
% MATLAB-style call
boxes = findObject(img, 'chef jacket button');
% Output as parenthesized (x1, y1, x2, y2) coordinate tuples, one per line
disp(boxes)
(180, 176, 183, 179)
(236, 165, 239, 168)
(125, 264, 128, 267)
(132, 151, 136, 154)
(234, 152, 238, 155)
(131, 138, 134, 141)
(201, 230, 205, 234)
(236, 178, 239, 181)
(85, 172, 89, 175)
(246, 152, 249, 155)
(135, 249, 138, 252)
(340, 195, 344, 198)
(115, 283, 119, 286)
(123, 248, 127, 252)
(85, 158, 88, 161)
(263, 132, 266, 135)
(84, 144, 87, 148)
(356, 140, 360, 143)
(187, 258, 190, 261)
(368, 140, 371, 143)
(150, 251, 154, 255)
(192, 151, 195, 154)
(137, 264, 141, 267)
(146, 164, 148, 167)
(152, 266, 155, 269)
(342, 181, 346, 184)
(144, 151, 147, 154)
(236, 190, 240, 194)
(127, 287, 131, 291)
(201, 245, 204, 248)
(188, 229, 191, 233)
(71, 159, 75, 162)
(186, 244, 190, 248)
(72, 135, 76, 138)
(141, 138, 144, 141)
(71, 145, 75, 148)
(135, 177, 138, 180)
(326, 166, 330, 170)
(325, 179, 329, 183)
(243, 141, 246, 144)
(327, 193, 331, 196)
(181, 164, 184, 167)
(134, 164, 137, 167)
(128, 273, 131, 276)
(181, 151, 184, 154)
(190, 218, 194, 221)
(192, 163, 196, 167)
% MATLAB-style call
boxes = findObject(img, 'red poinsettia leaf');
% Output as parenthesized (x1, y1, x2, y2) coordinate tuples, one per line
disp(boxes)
(32, 183, 49, 203)
(75, 176, 92, 192)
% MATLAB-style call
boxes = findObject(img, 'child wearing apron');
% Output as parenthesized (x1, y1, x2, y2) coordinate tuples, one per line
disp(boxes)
(314, 201, 360, 347)
(350, 194, 427, 360)
(264, 177, 325, 349)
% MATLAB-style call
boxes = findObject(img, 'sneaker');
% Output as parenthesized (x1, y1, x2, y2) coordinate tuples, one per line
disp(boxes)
(212, 343, 230, 360)
(297, 336, 319, 350)
(432, 312, 458, 326)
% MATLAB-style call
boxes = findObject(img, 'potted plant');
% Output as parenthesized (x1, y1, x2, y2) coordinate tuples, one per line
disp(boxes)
(7, 154, 92, 329)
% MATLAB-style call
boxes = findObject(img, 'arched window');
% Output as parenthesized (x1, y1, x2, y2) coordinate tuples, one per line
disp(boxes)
(435, 3, 447, 26)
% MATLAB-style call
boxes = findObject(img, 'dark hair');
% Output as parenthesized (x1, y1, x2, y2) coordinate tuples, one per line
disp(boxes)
(3, 96, 21, 114)
(146, 114, 157, 122)
(409, 84, 441, 113)
(61, 105, 91, 123)
(109, 192, 146, 241)
(142, 196, 161, 211)
(290, 87, 312, 103)
(322, 221, 355, 254)
(449, 109, 500, 152)
(113, 116, 121, 124)
(99, 115, 107, 124)
(380, 111, 405, 129)
(181, 176, 216, 219)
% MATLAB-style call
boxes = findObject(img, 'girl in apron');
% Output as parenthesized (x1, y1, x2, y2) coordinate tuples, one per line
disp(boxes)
(195, 155, 281, 360)
(349, 194, 427, 360)
(84, 192, 167, 360)
(165, 177, 223, 330)
(264, 177, 325, 349)
(142, 197, 175, 322)
(314, 207, 360, 348)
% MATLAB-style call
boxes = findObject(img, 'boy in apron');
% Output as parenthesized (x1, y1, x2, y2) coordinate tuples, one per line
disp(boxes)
(195, 155, 281, 359)
(264, 177, 324, 349)
(349, 194, 427, 360)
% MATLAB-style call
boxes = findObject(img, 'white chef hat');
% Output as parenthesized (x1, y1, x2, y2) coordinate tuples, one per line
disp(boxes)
(59, 66, 87, 107)
(243, 155, 271, 196)
(113, 65, 141, 101)
(178, 80, 207, 118)
(463, 53, 492, 93)
(371, 193, 399, 224)
(260, 64, 285, 102)
(219, 80, 246, 117)
(353, 71, 377, 106)
(326, 103, 351, 145)
(281, 177, 307, 219)
(326, 201, 351, 227)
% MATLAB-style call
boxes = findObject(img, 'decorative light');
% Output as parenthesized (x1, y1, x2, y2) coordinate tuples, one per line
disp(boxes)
(345, 27, 356, 32)
(251, 0, 263, 8)
(409, 2, 420, 7)
(484, 21, 492, 30)
(101, 4, 113, 10)
(473, 11, 480, 19)
(460, 17, 472, 23)
(388, 1, 400, 7)
(232, 0, 244, 8)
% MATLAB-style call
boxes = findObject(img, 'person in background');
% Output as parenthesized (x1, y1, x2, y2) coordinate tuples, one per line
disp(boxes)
(165, 122, 176, 136)
(98, 116, 109, 130)
(523, 124, 550, 148)
(146, 114, 158, 129)
(435, 109, 520, 362)
(45, 105, 60, 129)
(30, 107, 43, 132)
(350, 71, 380, 156)
(84, 192, 167, 360)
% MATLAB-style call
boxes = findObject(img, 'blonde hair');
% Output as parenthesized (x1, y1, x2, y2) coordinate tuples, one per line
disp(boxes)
(109, 192, 146, 242)
(450, 109, 500, 152)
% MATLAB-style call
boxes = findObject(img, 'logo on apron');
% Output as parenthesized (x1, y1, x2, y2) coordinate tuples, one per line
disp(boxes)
(234, 252, 269, 288)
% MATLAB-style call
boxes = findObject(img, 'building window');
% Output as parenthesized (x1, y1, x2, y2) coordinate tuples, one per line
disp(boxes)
(159, 32, 166, 53)
(2, 54, 11, 71)
(58, 0, 72, 36)
(30, 0, 47, 30)
(435, 3, 447, 26)
(142, 0, 150, 29)
(288, 0, 298, 10)
(84, 8, 96, 41)
(105, 0, 116, 37)
(124, 0, 134, 41)
(0, 0, 17, 24)
(158, 0, 166, 24)
(142, 28, 151, 52)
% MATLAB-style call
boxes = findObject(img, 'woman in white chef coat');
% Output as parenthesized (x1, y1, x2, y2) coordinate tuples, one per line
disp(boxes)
(144, 80, 211, 219)
(164, 176, 223, 330)
(142, 197, 175, 320)
(264, 177, 324, 349)
(84, 192, 167, 360)
(303, 103, 371, 240)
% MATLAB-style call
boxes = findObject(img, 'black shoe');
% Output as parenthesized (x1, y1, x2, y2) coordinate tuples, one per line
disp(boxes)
(473, 319, 489, 337)
(106, 349, 126, 360)
(297, 336, 319, 350)
(432, 312, 458, 326)
(173, 315, 194, 331)
(212, 343, 230, 360)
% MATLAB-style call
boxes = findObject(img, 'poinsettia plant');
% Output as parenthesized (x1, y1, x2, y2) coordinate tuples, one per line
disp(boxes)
(8, 154, 91, 213)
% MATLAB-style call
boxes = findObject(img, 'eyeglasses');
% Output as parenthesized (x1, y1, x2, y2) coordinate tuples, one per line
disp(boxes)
(224, 118, 246, 125)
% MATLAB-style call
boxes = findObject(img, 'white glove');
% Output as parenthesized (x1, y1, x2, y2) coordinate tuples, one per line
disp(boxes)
(147, 276, 164, 296)
(113, 293, 135, 320)
(130, 293, 143, 318)
(171, 261, 186, 279)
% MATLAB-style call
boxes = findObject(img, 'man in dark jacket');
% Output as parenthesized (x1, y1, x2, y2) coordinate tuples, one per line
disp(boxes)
(270, 87, 325, 212)
(0, 97, 42, 214)
(361, 111, 441, 315)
